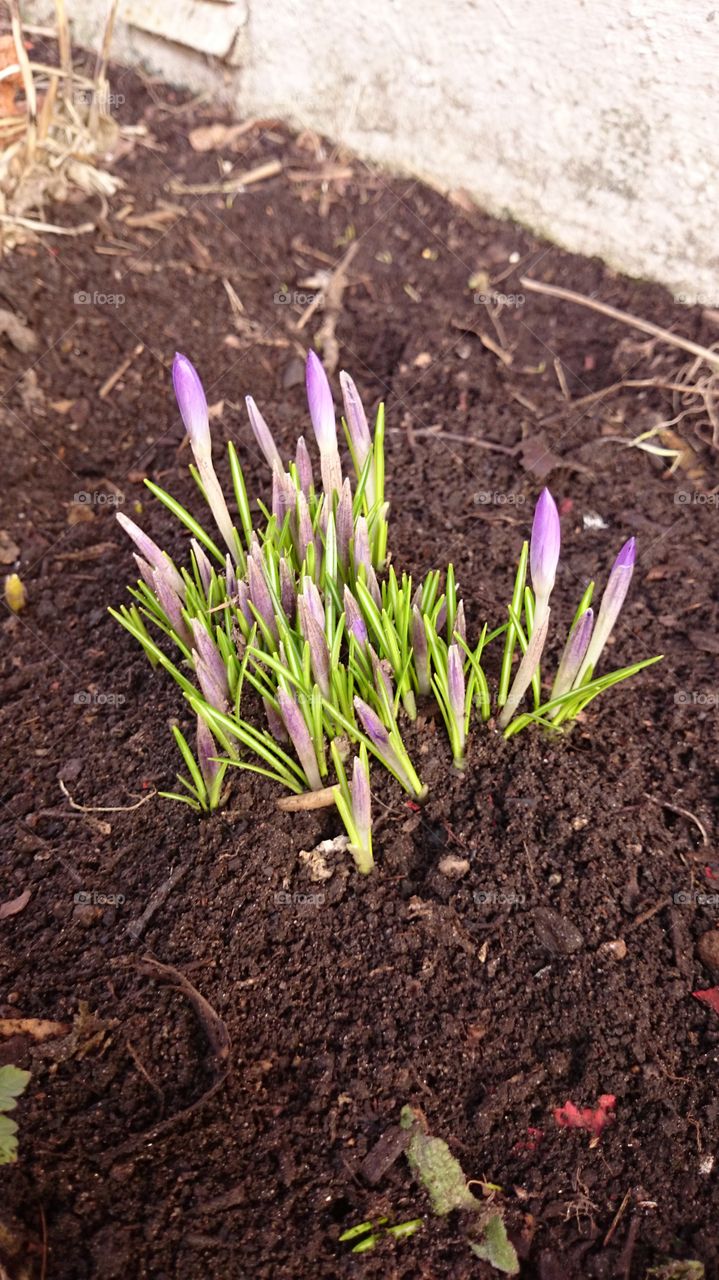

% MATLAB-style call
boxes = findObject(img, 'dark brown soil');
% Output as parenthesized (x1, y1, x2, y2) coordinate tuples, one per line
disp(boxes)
(2, 66, 718, 1280)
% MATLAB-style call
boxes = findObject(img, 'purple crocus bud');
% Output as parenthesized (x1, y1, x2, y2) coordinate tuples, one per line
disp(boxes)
(435, 599, 447, 633)
(272, 466, 296, 526)
(298, 603, 331, 696)
(196, 715, 219, 792)
(344, 586, 368, 647)
(191, 538, 213, 594)
(551, 607, 594, 704)
(447, 643, 466, 765)
(299, 576, 325, 629)
(293, 490, 315, 566)
(354, 514, 371, 572)
(152, 566, 190, 646)
(193, 649, 229, 713)
(336, 478, 354, 570)
(172, 353, 238, 560)
(133, 553, 156, 591)
(246, 394, 282, 471)
(530, 487, 560, 619)
(369, 645, 394, 704)
(353, 696, 416, 795)
(277, 689, 322, 790)
(576, 538, 636, 684)
(191, 619, 229, 703)
(236, 579, 253, 626)
(279, 557, 296, 620)
(350, 750, 372, 852)
(225, 553, 237, 601)
(247, 555, 278, 640)
(453, 600, 467, 644)
(263, 696, 289, 744)
(497, 608, 551, 729)
(295, 435, 314, 495)
(306, 350, 342, 497)
(340, 370, 372, 473)
(412, 605, 430, 695)
(117, 511, 185, 599)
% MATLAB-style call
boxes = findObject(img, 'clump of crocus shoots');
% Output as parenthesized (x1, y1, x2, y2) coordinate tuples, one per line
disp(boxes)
(112, 351, 661, 872)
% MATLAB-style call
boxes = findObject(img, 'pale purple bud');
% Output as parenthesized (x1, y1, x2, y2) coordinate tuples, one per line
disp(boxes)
(306, 350, 342, 496)
(191, 619, 229, 703)
(271, 466, 296, 526)
(295, 435, 314, 495)
(340, 371, 371, 466)
(299, 576, 325, 629)
(577, 538, 636, 683)
(263, 696, 289, 743)
(435, 599, 447, 633)
(193, 650, 229, 713)
(344, 586, 368, 647)
(117, 512, 185, 599)
(298, 605, 330, 696)
(279, 557, 296, 620)
(551, 607, 594, 703)
(293, 490, 315, 565)
(225, 553, 237, 601)
(236, 579, 252, 626)
(453, 600, 467, 644)
(248, 557, 278, 640)
(152, 566, 190, 646)
(412, 606, 430, 695)
(196, 715, 219, 792)
(336, 478, 353, 570)
(133, 553, 155, 591)
(277, 689, 322, 790)
(173, 352, 210, 460)
(350, 752, 372, 849)
(353, 697, 416, 794)
(447, 643, 466, 763)
(246, 394, 282, 471)
(354, 514, 371, 572)
(191, 538, 213, 594)
(369, 645, 394, 704)
(530, 487, 561, 608)
(366, 565, 382, 608)
(497, 608, 551, 729)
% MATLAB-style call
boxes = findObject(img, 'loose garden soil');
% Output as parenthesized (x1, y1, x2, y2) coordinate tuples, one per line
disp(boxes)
(1, 66, 718, 1280)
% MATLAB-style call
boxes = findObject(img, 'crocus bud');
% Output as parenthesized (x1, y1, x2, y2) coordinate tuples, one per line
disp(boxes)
(551, 607, 594, 704)
(277, 689, 322, 790)
(263, 696, 289, 743)
(354, 514, 371, 572)
(172, 353, 238, 560)
(530, 488, 560, 621)
(246, 394, 282, 471)
(279, 557, 296, 620)
(225, 553, 237, 601)
(336, 478, 354, 570)
(272, 465, 296, 526)
(247, 555, 278, 641)
(344, 586, 368, 647)
(133, 553, 155, 591)
(298, 602, 330, 696)
(191, 619, 229, 703)
(412, 605, 430, 695)
(152, 566, 190, 646)
(350, 750, 372, 854)
(447, 643, 466, 766)
(117, 512, 185, 599)
(293, 490, 315, 566)
(300, 576, 325, 628)
(576, 538, 636, 684)
(340, 370, 375, 505)
(191, 538, 213, 594)
(353, 697, 418, 797)
(295, 436, 314, 495)
(453, 600, 467, 644)
(196, 715, 219, 792)
(193, 649, 229, 713)
(236, 579, 252, 626)
(306, 350, 342, 497)
(498, 609, 551, 729)
(369, 645, 394, 704)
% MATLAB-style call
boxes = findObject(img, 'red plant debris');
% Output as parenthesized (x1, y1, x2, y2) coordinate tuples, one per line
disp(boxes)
(554, 1094, 616, 1139)
(693, 988, 719, 1016)
(512, 1126, 544, 1155)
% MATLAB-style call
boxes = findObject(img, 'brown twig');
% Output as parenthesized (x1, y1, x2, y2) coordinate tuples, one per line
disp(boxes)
(276, 787, 337, 811)
(312, 241, 359, 373)
(126, 861, 191, 942)
(9, 0, 37, 161)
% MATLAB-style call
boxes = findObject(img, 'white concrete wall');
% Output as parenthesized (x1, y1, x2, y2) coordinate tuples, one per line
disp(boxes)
(29, 0, 719, 303)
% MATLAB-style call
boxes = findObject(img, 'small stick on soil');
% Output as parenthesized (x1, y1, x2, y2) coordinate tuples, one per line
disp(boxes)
(521, 276, 719, 371)
(311, 241, 359, 374)
(166, 159, 282, 196)
(625, 897, 671, 931)
(616, 1214, 640, 1280)
(603, 1187, 631, 1247)
(276, 786, 337, 812)
(135, 956, 231, 1067)
(646, 795, 709, 846)
(59, 778, 157, 813)
(99, 343, 144, 399)
(126, 861, 191, 942)
(387, 425, 517, 455)
(553, 357, 571, 401)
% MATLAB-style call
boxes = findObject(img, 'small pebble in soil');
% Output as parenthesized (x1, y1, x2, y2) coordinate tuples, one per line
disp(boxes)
(598, 937, 627, 961)
(571, 816, 589, 830)
(437, 855, 470, 878)
(532, 907, 584, 955)
(547, 872, 562, 887)
(697, 928, 719, 973)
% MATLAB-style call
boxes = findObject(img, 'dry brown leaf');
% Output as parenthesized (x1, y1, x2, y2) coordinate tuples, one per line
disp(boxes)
(0, 307, 36, 354)
(0, 888, 31, 919)
(0, 530, 20, 565)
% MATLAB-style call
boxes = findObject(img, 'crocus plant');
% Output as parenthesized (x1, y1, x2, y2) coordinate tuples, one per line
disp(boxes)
(112, 353, 661, 872)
